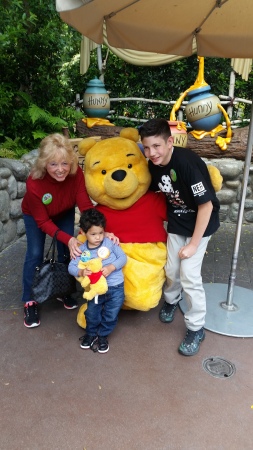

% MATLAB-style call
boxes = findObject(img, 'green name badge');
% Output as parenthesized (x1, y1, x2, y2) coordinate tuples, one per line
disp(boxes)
(42, 193, 53, 205)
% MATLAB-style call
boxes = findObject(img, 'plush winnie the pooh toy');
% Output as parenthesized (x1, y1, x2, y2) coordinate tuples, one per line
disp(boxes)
(78, 128, 168, 317)
(77, 257, 108, 301)
(76, 247, 110, 327)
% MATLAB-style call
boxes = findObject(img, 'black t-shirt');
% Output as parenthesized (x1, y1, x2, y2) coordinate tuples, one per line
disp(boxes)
(148, 146, 220, 237)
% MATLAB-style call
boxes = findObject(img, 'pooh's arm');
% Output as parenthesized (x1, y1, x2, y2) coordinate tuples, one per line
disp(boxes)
(80, 276, 91, 289)
(76, 260, 91, 288)
(207, 165, 223, 192)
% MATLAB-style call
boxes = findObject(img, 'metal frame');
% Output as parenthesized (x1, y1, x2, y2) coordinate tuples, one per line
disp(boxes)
(180, 98, 253, 336)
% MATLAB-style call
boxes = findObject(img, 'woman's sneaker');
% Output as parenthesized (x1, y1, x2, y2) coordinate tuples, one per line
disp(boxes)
(24, 301, 40, 328)
(57, 296, 78, 310)
(97, 336, 109, 353)
(79, 334, 97, 349)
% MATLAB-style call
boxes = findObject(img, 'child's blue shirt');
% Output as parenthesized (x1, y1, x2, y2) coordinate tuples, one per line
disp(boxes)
(68, 237, 126, 286)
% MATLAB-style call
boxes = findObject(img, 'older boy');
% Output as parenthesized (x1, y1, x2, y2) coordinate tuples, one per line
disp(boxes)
(139, 119, 220, 356)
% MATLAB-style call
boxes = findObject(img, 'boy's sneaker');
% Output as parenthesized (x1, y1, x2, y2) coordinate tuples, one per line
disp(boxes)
(57, 296, 78, 310)
(79, 334, 97, 349)
(159, 301, 179, 323)
(97, 336, 109, 353)
(178, 327, 205, 356)
(24, 301, 40, 328)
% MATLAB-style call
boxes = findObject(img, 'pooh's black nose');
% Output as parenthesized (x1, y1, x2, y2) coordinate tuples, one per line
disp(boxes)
(111, 170, 127, 182)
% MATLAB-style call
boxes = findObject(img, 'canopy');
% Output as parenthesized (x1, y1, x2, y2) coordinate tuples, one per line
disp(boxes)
(56, 0, 253, 58)
(57, 0, 253, 79)
(80, 33, 252, 81)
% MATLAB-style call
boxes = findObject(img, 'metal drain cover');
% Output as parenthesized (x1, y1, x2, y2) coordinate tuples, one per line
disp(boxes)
(202, 357, 236, 378)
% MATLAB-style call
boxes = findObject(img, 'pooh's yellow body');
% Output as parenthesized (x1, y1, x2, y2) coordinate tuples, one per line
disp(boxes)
(78, 129, 168, 313)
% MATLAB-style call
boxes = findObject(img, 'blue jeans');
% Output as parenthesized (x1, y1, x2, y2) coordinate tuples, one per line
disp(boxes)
(22, 208, 75, 303)
(85, 283, 124, 337)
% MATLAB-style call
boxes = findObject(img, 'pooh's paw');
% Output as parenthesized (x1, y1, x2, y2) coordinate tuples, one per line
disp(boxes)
(83, 291, 97, 301)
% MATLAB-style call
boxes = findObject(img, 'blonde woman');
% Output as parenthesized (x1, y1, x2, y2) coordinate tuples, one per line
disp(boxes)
(21, 133, 94, 328)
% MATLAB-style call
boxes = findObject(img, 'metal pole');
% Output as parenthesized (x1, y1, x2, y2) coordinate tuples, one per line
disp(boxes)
(221, 95, 253, 310)
(97, 45, 104, 82)
(227, 70, 236, 118)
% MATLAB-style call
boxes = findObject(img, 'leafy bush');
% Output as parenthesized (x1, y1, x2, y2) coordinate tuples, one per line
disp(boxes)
(0, 0, 82, 154)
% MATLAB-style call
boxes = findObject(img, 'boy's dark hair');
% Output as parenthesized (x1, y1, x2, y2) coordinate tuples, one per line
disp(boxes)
(80, 208, 106, 233)
(139, 118, 171, 141)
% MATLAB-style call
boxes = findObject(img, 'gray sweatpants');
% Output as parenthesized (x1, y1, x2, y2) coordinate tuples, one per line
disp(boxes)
(163, 233, 211, 331)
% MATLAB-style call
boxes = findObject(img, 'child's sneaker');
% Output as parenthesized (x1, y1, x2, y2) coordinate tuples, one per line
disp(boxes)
(79, 334, 97, 349)
(178, 327, 205, 356)
(24, 301, 40, 328)
(57, 296, 78, 310)
(97, 336, 109, 353)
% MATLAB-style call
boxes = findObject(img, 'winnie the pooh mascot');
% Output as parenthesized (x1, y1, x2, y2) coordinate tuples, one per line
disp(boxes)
(77, 128, 223, 328)
(77, 128, 168, 324)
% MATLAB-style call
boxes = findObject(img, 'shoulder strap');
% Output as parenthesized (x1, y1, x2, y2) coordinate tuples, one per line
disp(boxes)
(45, 231, 59, 261)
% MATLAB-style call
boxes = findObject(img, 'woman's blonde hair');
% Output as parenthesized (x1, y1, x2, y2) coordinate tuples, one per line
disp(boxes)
(31, 133, 79, 179)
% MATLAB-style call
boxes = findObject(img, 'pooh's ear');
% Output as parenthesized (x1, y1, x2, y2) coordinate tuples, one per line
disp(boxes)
(120, 128, 139, 143)
(207, 165, 223, 192)
(78, 138, 97, 156)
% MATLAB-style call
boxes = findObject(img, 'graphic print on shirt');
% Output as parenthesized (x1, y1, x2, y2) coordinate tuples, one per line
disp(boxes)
(158, 174, 186, 209)
(191, 181, 207, 197)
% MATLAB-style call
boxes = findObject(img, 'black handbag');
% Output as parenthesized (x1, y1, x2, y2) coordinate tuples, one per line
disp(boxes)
(31, 233, 76, 303)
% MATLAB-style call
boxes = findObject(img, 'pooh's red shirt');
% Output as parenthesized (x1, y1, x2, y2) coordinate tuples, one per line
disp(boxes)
(96, 191, 167, 243)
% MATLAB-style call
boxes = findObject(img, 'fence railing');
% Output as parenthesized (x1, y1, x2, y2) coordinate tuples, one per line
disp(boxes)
(73, 94, 252, 128)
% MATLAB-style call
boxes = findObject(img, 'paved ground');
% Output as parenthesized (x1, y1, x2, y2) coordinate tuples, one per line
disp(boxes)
(0, 223, 253, 450)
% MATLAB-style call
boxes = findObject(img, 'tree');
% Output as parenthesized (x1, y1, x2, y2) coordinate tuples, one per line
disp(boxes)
(0, 0, 83, 153)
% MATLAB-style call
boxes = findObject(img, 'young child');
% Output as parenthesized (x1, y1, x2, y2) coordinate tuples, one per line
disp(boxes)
(68, 208, 127, 353)
(139, 118, 220, 356)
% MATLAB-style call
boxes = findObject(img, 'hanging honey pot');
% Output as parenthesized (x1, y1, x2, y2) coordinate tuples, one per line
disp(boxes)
(169, 56, 232, 150)
(83, 77, 110, 118)
(185, 85, 222, 131)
